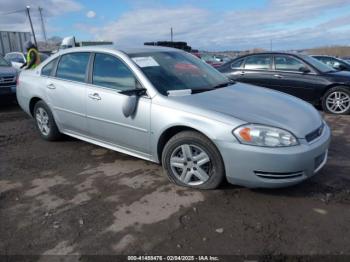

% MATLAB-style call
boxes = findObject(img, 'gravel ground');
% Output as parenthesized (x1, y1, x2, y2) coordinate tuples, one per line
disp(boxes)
(0, 102, 350, 260)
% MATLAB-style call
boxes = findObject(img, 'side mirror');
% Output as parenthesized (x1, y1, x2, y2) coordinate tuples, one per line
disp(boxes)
(299, 66, 310, 73)
(122, 95, 138, 118)
(334, 63, 346, 71)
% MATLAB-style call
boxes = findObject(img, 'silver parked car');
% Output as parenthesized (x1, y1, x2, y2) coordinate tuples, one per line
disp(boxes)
(16, 46, 331, 189)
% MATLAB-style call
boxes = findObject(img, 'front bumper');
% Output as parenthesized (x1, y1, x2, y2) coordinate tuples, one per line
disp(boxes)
(216, 123, 331, 188)
(0, 85, 16, 96)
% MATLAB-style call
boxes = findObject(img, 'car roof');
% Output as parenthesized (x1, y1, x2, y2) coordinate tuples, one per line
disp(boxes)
(57, 45, 181, 56)
(311, 55, 333, 57)
(238, 51, 307, 58)
(5, 52, 23, 56)
(221, 51, 307, 66)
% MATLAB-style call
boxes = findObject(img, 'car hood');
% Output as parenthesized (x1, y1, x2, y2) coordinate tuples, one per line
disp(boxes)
(323, 70, 350, 78)
(0, 66, 17, 76)
(172, 83, 323, 138)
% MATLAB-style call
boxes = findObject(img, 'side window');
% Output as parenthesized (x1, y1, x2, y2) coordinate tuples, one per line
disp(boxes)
(244, 55, 271, 70)
(41, 58, 57, 77)
(319, 57, 333, 67)
(231, 59, 243, 69)
(275, 55, 305, 72)
(92, 53, 136, 91)
(56, 52, 90, 82)
(17, 54, 25, 63)
(329, 58, 344, 68)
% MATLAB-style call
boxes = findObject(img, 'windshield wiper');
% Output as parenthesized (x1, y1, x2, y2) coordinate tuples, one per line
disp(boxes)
(189, 80, 236, 94)
(212, 80, 235, 89)
(191, 88, 213, 94)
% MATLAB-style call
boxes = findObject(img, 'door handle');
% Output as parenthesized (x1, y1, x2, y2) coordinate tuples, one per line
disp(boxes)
(47, 83, 56, 89)
(274, 74, 283, 78)
(240, 71, 245, 76)
(88, 93, 101, 100)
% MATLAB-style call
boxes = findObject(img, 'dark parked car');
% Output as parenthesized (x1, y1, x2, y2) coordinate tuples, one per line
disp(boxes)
(0, 55, 17, 99)
(192, 53, 228, 68)
(312, 55, 350, 71)
(218, 52, 350, 115)
(5, 52, 49, 70)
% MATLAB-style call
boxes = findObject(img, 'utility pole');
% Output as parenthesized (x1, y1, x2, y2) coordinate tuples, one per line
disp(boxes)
(38, 7, 47, 42)
(170, 27, 173, 42)
(270, 39, 272, 51)
(26, 6, 37, 47)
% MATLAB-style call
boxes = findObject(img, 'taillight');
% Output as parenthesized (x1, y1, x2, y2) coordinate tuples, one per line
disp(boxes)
(16, 74, 20, 87)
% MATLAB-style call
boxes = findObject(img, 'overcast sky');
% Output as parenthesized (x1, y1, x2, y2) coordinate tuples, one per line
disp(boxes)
(1, 0, 350, 51)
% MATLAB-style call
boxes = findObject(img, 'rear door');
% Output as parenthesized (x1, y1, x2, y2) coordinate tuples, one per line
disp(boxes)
(45, 52, 90, 135)
(269, 55, 321, 102)
(238, 54, 275, 87)
(86, 52, 151, 156)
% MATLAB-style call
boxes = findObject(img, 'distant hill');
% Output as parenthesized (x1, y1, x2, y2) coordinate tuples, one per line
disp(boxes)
(305, 46, 350, 57)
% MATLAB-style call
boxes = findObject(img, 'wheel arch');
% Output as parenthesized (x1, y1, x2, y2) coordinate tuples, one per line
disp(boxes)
(322, 84, 350, 97)
(29, 97, 43, 117)
(157, 125, 214, 164)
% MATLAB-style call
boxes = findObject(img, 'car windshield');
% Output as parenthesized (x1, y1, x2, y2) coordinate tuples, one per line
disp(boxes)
(338, 57, 350, 66)
(0, 56, 10, 66)
(129, 51, 229, 95)
(300, 55, 336, 73)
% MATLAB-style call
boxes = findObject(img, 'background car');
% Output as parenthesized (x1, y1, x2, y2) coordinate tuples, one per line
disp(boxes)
(341, 56, 350, 63)
(192, 53, 229, 68)
(0, 55, 17, 99)
(5, 52, 49, 69)
(16, 46, 330, 189)
(312, 55, 350, 71)
(218, 52, 350, 115)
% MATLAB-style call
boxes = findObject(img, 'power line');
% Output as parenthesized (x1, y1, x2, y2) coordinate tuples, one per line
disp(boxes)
(0, 8, 26, 16)
(38, 7, 47, 42)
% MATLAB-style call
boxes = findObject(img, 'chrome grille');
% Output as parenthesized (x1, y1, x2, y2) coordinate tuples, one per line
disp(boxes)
(0, 76, 16, 87)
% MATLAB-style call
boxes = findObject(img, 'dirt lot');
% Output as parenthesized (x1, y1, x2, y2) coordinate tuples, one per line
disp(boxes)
(1, 102, 350, 260)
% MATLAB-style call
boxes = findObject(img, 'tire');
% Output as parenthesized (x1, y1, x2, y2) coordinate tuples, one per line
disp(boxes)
(322, 86, 350, 115)
(33, 100, 62, 141)
(162, 131, 225, 189)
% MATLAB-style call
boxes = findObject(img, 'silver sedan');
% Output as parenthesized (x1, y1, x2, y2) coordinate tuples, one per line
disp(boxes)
(16, 46, 331, 189)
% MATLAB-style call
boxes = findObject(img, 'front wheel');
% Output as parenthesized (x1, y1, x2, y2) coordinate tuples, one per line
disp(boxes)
(322, 87, 350, 115)
(162, 131, 225, 189)
(34, 101, 62, 141)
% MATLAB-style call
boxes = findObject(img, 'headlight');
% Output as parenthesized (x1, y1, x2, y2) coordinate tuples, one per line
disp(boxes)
(233, 124, 298, 147)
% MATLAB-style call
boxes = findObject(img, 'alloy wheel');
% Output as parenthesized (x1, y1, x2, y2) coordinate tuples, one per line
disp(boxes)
(326, 91, 350, 114)
(170, 144, 211, 186)
(36, 107, 50, 136)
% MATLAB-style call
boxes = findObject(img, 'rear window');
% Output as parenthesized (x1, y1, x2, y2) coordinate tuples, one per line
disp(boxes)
(56, 52, 90, 82)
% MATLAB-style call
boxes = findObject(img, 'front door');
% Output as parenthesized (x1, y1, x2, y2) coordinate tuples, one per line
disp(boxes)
(86, 53, 151, 156)
(270, 55, 321, 102)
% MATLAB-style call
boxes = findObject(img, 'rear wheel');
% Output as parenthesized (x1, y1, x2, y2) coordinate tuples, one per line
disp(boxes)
(322, 87, 350, 115)
(162, 131, 225, 189)
(34, 101, 62, 141)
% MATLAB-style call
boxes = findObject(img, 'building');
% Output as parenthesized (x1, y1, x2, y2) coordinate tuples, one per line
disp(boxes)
(0, 31, 31, 56)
